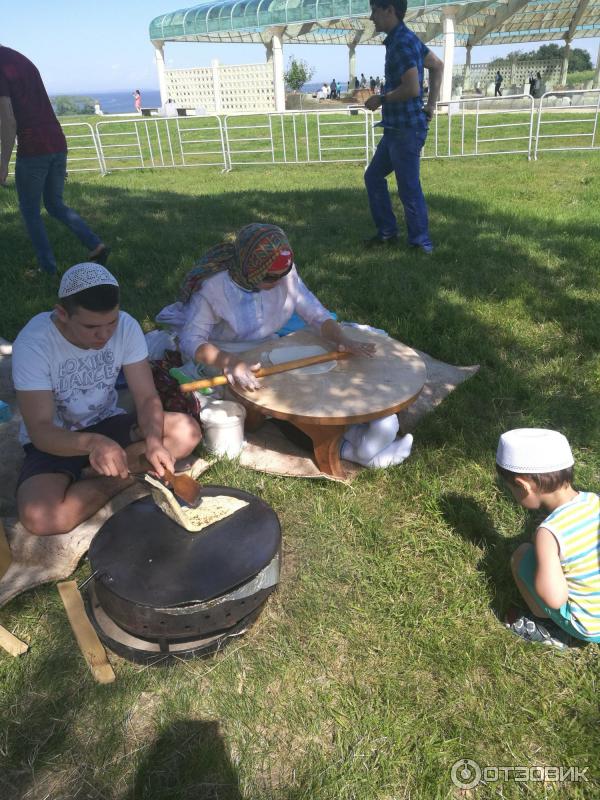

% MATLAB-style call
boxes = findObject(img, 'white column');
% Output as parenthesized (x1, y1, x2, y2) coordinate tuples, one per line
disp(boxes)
(441, 13, 455, 103)
(348, 44, 356, 90)
(153, 41, 168, 105)
(594, 40, 600, 88)
(464, 43, 472, 90)
(271, 32, 285, 112)
(211, 58, 222, 114)
(560, 40, 571, 86)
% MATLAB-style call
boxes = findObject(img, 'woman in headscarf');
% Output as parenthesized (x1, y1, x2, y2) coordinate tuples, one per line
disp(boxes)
(155, 223, 374, 391)
(154, 223, 412, 467)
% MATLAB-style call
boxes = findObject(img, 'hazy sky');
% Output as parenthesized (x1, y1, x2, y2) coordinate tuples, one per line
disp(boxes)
(3, 0, 599, 92)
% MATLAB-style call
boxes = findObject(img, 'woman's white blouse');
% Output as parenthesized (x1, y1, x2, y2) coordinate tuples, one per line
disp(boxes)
(155, 265, 332, 359)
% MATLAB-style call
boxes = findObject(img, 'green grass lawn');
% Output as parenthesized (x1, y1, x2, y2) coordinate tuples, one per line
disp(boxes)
(0, 153, 599, 799)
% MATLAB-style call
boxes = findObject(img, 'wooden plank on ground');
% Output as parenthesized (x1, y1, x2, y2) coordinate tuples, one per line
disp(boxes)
(57, 580, 115, 684)
(0, 624, 28, 656)
(0, 520, 12, 579)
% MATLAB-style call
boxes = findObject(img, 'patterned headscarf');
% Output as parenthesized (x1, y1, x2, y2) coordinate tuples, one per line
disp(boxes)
(179, 223, 294, 302)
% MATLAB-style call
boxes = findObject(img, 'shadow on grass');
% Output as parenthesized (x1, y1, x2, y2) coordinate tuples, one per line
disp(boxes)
(438, 492, 537, 619)
(2, 172, 599, 455)
(0, 590, 126, 799)
(121, 718, 242, 800)
(0, 588, 244, 800)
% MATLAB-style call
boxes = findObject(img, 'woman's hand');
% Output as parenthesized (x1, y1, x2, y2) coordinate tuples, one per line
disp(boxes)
(336, 337, 376, 358)
(224, 359, 262, 391)
(320, 319, 376, 358)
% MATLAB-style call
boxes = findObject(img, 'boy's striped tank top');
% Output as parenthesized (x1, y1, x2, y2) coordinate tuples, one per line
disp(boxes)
(542, 491, 600, 638)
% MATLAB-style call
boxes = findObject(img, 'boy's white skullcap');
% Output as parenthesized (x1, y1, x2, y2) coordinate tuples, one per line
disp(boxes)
(58, 263, 119, 298)
(496, 428, 574, 473)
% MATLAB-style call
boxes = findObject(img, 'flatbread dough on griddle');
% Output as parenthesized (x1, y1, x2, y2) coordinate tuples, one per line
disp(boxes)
(144, 475, 248, 533)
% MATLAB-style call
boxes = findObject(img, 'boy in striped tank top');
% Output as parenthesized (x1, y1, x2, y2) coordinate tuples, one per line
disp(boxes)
(496, 428, 600, 649)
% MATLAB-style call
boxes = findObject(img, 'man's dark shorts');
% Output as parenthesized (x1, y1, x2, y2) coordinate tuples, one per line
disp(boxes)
(16, 413, 140, 492)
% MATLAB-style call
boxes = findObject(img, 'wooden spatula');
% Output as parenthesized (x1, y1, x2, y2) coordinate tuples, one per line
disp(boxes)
(136, 456, 202, 507)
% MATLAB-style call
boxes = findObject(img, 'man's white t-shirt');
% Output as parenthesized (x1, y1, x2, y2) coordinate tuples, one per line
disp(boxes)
(12, 311, 148, 445)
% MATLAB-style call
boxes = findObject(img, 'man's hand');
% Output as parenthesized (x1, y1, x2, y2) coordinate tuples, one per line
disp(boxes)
(364, 95, 383, 112)
(0, 164, 8, 185)
(145, 440, 175, 478)
(424, 102, 436, 122)
(88, 436, 130, 479)
(224, 359, 262, 391)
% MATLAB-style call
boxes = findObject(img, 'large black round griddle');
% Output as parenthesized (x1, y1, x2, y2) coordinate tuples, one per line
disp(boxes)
(86, 486, 281, 649)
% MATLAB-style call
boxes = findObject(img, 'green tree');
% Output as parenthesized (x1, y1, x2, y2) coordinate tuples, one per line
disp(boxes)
(51, 95, 95, 116)
(284, 57, 315, 92)
(491, 44, 591, 73)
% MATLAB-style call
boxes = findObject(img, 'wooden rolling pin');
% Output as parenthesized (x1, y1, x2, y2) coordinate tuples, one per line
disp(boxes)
(180, 350, 351, 392)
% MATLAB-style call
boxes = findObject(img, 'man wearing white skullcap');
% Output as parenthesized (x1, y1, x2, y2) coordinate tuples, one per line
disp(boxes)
(496, 428, 600, 649)
(11, 263, 201, 535)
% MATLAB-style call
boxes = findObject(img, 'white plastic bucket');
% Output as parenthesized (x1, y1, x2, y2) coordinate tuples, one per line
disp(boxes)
(200, 400, 246, 458)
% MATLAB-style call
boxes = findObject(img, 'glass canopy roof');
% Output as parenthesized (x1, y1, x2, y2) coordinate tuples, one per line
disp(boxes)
(149, 0, 600, 47)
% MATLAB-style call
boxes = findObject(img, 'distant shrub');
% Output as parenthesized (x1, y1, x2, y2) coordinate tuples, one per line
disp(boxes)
(566, 71, 595, 88)
(51, 95, 96, 115)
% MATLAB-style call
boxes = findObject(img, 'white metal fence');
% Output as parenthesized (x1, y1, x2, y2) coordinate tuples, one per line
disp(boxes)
(7, 91, 600, 177)
(94, 115, 227, 172)
(223, 109, 372, 168)
(62, 122, 104, 173)
(430, 94, 535, 159)
(534, 89, 600, 159)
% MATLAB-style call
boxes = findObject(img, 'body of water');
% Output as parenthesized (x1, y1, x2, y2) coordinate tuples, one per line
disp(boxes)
(86, 90, 162, 114)
(66, 84, 353, 115)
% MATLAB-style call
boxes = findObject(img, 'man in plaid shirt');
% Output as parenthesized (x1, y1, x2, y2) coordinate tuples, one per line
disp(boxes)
(363, 0, 443, 254)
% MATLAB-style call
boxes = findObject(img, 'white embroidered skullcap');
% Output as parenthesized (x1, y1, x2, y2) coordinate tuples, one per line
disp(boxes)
(496, 428, 574, 474)
(58, 263, 119, 298)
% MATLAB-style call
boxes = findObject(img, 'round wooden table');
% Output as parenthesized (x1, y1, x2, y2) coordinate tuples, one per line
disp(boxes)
(231, 329, 427, 478)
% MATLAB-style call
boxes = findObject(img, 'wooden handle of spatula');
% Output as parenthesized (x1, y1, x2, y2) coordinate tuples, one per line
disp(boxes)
(180, 350, 351, 392)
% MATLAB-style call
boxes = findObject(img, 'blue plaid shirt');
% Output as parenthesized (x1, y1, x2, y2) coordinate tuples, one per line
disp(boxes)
(381, 22, 430, 131)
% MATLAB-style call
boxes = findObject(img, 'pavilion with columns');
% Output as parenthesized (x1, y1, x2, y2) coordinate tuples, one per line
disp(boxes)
(149, 0, 600, 111)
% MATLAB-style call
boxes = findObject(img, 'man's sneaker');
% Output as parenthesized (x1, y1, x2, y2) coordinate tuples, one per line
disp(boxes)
(363, 235, 399, 249)
(505, 609, 572, 650)
(409, 242, 434, 254)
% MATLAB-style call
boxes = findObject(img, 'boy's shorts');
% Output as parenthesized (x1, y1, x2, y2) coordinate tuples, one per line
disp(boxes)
(517, 545, 600, 643)
(16, 412, 140, 492)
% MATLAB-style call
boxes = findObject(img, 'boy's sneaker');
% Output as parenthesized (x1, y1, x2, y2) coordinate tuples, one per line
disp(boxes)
(504, 608, 572, 650)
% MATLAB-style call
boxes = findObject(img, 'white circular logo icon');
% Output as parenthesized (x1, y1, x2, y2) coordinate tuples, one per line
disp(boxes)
(451, 759, 482, 789)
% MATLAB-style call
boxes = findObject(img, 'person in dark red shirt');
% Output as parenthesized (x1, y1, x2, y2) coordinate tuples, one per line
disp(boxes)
(0, 46, 109, 275)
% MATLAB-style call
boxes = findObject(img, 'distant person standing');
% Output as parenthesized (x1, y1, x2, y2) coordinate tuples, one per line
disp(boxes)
(133, 89, 142, 113)
(330, 79, 338, 100)
(363, 0, 443, 254)
(0, 45, 109, 276)
(360, 73, 367, 89)
(354, 76, 360, 90)
(163, 98, 178, 117)
(369, 75, 376, 93)
(533, 71, 542, 97)
(495, 70, 503, 97)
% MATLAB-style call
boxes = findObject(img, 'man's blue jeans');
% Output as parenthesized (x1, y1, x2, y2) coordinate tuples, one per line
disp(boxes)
(364, 126, 432, 249)
(15, 151, 100, 274)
